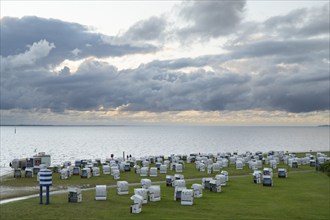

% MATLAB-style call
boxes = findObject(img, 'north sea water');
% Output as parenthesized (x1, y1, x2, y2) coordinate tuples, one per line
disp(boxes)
(1, 125, 329, 175)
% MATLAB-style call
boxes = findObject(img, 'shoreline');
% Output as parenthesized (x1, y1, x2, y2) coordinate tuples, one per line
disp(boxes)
(1, 150, 328, 173)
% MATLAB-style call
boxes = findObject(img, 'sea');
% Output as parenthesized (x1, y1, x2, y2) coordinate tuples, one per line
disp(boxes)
(1, 125, 329, 176)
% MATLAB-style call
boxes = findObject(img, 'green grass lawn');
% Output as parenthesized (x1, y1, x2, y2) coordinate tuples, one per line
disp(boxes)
(1, 162, 329, 220)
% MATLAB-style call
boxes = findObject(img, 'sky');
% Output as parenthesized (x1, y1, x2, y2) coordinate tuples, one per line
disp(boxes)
(0, 0, 329, 126)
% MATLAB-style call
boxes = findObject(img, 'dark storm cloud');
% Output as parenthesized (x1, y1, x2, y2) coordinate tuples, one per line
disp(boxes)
(0, 57, 251, 113)
(0, 16, 157, 66)
(3, 45, 327, 114)
(120, 66, 252, 112)
(177, 0, 246, 39)
(252, 70, 329, 113)
(1, 60, 120, 112)
(1, 51, 328, 113)
(228, 41, 329, 113)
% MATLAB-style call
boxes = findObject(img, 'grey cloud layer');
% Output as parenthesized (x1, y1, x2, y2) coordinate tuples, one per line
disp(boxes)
(118, 0, 246, 42)
(1, 2, 329, 114)
(1, 46, 328, 113)
(263, 4, 329, 38)
(1, 59, 252, 112)
(1, 16, 157, 66)
(178, 0, 246, 38)
(123, 16, 167, 41)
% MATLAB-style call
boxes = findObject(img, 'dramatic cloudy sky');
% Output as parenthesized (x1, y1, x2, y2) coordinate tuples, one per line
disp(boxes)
(1, 1, 329, 125)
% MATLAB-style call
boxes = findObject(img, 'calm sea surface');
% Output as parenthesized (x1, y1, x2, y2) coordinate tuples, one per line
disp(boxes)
(1, 125, 329, 174)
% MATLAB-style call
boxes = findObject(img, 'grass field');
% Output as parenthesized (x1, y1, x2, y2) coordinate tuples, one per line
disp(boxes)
(0, 158, 318, 188)
(1, 159, 329, 220)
